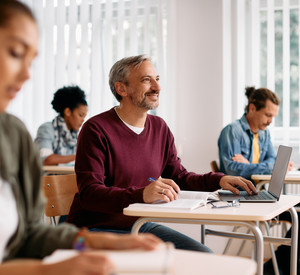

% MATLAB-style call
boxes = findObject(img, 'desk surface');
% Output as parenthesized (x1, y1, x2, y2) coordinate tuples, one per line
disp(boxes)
(252, 171, 300, 182)
(174, 249, 256, 275)
(44, 248, 256, 275)
(124, 195, 300, 222)
(42, 165, 74, 174)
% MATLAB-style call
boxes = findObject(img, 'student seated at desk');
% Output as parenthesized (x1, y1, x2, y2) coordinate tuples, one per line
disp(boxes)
(0, 2, 161, 274)
(66, 54, 257, 254)
(218, 86, 293, 180)
(218, 87, 297, 275)
(35, 85, 88, 165)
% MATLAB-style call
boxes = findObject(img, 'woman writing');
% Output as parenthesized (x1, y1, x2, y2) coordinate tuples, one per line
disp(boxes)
(35, 86, 88, 165)
(0, 1, 160, 274)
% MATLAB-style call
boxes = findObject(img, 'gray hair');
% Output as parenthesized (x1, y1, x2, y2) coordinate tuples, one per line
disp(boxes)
(109, 54, 151, 102)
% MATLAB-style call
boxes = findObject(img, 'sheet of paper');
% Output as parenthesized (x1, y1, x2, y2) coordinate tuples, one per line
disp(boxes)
(128, 198, 205, 211)
(43, 243, 174, 274)
(178, 190, 220, 201)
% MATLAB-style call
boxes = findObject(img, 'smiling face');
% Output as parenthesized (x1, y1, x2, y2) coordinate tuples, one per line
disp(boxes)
(0, 14, 38, 113)
(247, 99, 279, 132)
(64, 104, 88, 131)
(121, 61, 160, 111)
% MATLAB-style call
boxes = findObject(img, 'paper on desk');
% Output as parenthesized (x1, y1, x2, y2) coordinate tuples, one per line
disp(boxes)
(127, 191, 220, 211)
(287, 170, 300, 176)
(178, 190, 220, 201)
(43, 243, 174, 275)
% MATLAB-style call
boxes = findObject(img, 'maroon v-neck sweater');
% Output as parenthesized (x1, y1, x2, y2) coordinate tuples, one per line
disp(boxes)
(67, 108, 224, 229)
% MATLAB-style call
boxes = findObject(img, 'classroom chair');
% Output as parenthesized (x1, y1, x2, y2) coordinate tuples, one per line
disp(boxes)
(210, 160, 220, 172)
(42, 173, 78, 225)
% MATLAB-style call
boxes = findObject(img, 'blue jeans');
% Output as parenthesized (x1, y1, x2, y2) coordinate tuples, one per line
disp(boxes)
(89, 222, 213, 253)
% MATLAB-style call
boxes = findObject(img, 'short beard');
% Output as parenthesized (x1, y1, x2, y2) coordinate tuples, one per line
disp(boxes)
(129, 93, 159, 110)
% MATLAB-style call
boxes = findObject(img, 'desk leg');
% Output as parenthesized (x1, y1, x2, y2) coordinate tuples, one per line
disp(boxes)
(131, 217, 151, 235)
(245, 222, 264, 275)
(288, 207, 298, 275)
(131, 218, 264, 275)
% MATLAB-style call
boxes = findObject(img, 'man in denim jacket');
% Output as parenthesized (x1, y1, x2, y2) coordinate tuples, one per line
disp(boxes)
(218, 86, 281, 180)
(218, 86, 297, 274)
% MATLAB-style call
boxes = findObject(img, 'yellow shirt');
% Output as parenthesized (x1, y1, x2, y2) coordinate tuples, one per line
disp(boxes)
(252, 133, 260, 164)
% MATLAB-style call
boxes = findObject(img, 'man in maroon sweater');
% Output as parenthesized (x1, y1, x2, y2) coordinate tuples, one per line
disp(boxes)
(67, 55, 256, 252)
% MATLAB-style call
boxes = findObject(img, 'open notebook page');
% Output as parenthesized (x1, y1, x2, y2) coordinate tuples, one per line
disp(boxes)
(43, 243, 174, 275)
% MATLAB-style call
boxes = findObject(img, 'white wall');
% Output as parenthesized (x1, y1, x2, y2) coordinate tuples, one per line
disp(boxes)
(173, 0, 223, 173)
(164, 0, 230, 254)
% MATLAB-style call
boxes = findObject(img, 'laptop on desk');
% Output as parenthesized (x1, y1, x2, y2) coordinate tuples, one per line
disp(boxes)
(218, 145, 292, 203)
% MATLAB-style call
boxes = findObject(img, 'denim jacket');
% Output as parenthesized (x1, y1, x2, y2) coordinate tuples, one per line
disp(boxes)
(218, 114, 276, 179)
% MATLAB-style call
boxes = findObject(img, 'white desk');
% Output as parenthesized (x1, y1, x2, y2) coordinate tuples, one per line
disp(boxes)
(252, 171, 300, 184)
(124, 195, 300, 275)
(42, 165, 75, 175)
(44, 248, 256, 275)
(174, 249, 256, 275)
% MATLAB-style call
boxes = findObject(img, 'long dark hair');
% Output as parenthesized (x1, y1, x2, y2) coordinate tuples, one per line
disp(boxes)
(0, 0, 36, 27)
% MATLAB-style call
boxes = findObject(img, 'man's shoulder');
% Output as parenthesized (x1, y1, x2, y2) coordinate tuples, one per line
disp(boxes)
(222, 118, 243, 133)
(147, 113, 166, 123)
(81, 108, 122, 137)
(147, 114, 169, 129)
(86, 108, 115, 125)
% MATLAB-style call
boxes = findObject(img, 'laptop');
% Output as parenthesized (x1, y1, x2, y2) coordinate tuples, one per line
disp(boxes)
(218, 145, 292, 203)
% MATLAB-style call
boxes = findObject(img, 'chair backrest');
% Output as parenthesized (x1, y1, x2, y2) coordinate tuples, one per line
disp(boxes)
(42, 174, 78, 219)
(210, 160, 220, 172)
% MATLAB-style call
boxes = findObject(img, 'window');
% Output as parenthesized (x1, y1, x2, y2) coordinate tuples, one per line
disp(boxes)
(223, 0, 300, 164)
(259, 0, 300, 164)
(11, 0, 169, 136)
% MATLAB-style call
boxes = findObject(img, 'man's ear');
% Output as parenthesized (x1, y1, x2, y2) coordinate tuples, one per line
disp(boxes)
(115, 81, 127, 98)
(248, 103, 256, 113)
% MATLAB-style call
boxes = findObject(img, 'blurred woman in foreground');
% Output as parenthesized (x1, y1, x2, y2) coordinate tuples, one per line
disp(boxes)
(0, 1, 161, 274)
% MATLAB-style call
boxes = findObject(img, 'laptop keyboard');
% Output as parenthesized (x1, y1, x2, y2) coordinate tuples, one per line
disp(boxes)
(244, 191, 274, 200)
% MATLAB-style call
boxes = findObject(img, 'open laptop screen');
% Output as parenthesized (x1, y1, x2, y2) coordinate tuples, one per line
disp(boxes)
(268, 145, 292, 199)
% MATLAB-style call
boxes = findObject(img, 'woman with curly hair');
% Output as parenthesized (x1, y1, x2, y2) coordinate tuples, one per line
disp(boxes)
(35, 85, 88, 165)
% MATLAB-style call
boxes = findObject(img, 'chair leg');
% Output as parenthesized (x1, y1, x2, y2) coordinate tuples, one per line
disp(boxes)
(236, 230, 250, 256)
(50, 216, 57, 226)
(201, 224, 205, 244)
(223, 226, 239, 254)
(223, 227, 251, 256)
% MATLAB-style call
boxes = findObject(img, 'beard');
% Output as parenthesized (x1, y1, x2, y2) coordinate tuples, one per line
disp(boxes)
(129, 91, 159, 110)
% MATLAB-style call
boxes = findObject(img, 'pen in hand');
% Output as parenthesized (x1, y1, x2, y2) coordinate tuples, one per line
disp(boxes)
(147, 177, 180, 197)
(147, 177, 166, 204)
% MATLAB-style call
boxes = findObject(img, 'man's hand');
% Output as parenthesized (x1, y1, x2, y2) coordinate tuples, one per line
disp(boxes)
(219, 175, 257, 195)
(143, 178, 180, 203)
(232, 154, 249, 164)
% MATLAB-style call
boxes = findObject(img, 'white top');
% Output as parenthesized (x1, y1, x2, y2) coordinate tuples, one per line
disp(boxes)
(114, 108, 144, 135)
(0, 176, 18, 262)
(122, 120, 144, 135)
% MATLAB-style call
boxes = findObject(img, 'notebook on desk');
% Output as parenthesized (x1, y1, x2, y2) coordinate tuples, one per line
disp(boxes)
(218, 145, 292, 203)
